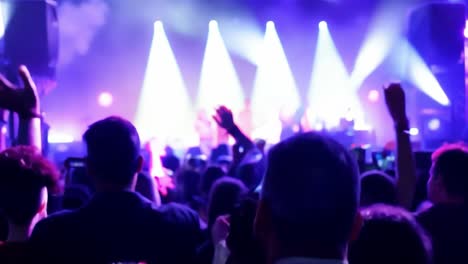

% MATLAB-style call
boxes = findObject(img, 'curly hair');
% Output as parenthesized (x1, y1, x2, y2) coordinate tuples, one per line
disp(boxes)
(0, 146, 60, 225)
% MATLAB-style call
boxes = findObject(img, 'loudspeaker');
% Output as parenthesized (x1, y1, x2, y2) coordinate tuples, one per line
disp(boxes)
(408, 3, 465, 65)
(408, 3, 466, 143)
(4, 0, 59, 79)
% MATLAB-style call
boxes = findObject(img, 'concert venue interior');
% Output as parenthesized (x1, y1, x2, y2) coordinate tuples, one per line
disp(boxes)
(1, 0, 467, 162)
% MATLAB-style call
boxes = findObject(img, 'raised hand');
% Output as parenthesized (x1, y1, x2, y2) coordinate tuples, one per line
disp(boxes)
(211, 215, 230, 244)
(384, 83, 407, 125)
(0, 65, 40, 118)
(384, 82, 417, 209)
(213, 106, 235, 131)
(156, 175, 175, 197)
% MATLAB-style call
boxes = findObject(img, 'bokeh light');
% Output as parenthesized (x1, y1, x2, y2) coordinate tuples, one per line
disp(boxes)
(98, 92, 113, 107)
(367, 89, 380, 103)
(428, 118, 441, 131)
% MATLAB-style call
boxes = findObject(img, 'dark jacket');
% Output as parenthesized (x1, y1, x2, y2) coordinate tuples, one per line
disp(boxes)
(30, 191, 200, 263)
(417, 204, 468, 264)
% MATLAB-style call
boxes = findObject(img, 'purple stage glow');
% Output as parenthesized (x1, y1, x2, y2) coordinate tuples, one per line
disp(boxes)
(40, 0, 462, 148)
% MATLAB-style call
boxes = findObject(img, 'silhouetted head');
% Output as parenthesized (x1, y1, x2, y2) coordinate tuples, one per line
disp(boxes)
(349, 204, 431, 264)
(164, 146, 174, 156)
(200, 166, 225, 198)
(208, 177, 247, 229)
(177, 169, 201, 206)
(428, 143, 468, 204)
(360, 170, 397, 207)
(0, 146, 59, 228)
(83, 116, 143, 191)
(256, 132, 360, 261)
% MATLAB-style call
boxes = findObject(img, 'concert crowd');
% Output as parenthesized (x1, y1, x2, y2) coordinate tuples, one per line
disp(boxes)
(0, 66, 467, 264)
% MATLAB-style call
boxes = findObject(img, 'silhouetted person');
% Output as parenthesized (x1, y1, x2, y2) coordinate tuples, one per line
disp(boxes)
(417, 144, 468, 264)
(161, 146, 180, 172)
(196, 166, 226, 223)
(0, 146, 59, 263)
(227, 198, 265, 264)
(31, 117, 200, 263)
(197, 177, 247, 264)
(255, 133, 360, 264)
(349, 204, 431, 264)
(360, 170, 397, 207)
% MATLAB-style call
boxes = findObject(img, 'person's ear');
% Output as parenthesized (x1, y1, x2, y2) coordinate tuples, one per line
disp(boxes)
(136, 155, 144, 173)
(350, 211, 363, 242)
(85, 157, 95, 177)
(37, 187, 49, 219)
(433, 175, 450, 200)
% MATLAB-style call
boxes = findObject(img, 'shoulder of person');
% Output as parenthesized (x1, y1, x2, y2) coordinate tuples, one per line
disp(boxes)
(415, 204, 443, 229)
(30, 209, 78, 241)
(157, 203, 200, 225)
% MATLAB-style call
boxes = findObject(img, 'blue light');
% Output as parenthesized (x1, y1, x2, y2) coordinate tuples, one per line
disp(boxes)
(319, 21, 327, 30)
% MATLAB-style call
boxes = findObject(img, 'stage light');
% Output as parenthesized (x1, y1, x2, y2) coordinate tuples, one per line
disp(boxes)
(409, 128, 419, 136)
(98, 92, 113, 107)
(392, 39, 450, 106)
(309, 21, 364, 129)
(197, 19, 244, 113)
(251, 21, 300, 143)
(154, 20, 163, 29)
(135, 21, 194, 144)
(350, 3, 406, 91)
(48, 130, 75, 144)
(209, 20, 218, 29)
(428, 118, 441, 131)
(367, 89, 380, 103)
(319, 21, 327, 30)
(464, 20, 468, 38)
(0, 2, 10, 39)
(266, 21, 275, 30)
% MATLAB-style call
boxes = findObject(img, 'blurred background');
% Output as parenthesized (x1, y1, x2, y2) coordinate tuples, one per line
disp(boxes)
(0, 0, 467, 153)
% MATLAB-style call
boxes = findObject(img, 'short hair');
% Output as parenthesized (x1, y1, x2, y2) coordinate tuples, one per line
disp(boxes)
(262, 133, 359, 246)
(83, 116, 141, 186)
(431, 143, 468, 199)
(208, 177, 247, 228)
(0, 146, 59, 225)
(177, 170, 201, 204)
(199, 166, 225, 197)
(349, 204, 432, 264)
(360, 170, 397, 207)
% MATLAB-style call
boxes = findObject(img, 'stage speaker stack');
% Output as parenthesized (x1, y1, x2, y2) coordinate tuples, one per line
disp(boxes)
(2, 0, 58, 152)
(4, 0, 59, 81)
(407, 3, 466, 148)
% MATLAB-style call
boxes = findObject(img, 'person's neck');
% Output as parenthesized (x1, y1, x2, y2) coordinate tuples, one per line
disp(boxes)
(7, 222, 34, 242)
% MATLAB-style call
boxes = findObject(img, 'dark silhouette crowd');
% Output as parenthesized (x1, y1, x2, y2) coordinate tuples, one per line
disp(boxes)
(0, 66, 467, 264)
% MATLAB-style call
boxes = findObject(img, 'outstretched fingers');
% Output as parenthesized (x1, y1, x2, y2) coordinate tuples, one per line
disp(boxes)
(0, 75, 16, 91)
(18, 65, 39, 97)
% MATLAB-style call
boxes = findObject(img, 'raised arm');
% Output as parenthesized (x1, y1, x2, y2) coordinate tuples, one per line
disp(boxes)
(384, 83, 417, 209)
(0, 66, 42, 150)
(213, 106, 254, 151)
